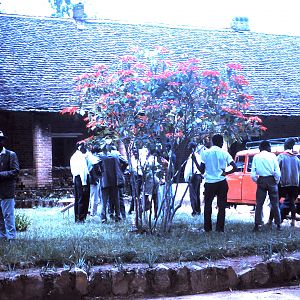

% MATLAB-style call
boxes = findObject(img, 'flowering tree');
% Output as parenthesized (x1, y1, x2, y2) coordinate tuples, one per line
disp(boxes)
(62, 46, 265, 233)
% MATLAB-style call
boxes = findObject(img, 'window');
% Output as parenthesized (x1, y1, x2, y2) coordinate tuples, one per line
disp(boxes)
(247, 156, 254, 172)
(52, 137, 78, 167)
(235, 155, 245, 172)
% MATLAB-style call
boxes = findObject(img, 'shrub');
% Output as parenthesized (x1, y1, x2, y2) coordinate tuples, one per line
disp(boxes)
(15, 212, 31, 232)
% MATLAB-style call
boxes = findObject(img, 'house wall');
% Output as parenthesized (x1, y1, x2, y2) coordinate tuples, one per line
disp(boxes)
(261, 116, 300, 139)
(33, 114, 52, 187)
(0, 111, 87, 189)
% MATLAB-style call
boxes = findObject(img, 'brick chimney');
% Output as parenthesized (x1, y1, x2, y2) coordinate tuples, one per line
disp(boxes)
(231, 17, 250, 31)
(73, 2, 85, 21)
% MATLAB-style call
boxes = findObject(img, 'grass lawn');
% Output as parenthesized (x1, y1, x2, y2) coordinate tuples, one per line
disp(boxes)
(0, 204, 299, 271)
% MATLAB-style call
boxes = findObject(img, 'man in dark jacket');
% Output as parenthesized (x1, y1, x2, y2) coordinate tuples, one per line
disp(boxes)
(0, 131, 19, 240)
(99, 144, 127, 223)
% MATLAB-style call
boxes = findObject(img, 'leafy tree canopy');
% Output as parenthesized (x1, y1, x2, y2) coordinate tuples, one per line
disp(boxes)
(48, 0, 72, 17)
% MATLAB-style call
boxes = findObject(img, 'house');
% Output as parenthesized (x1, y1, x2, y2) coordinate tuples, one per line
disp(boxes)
(1, 6, 300, 189)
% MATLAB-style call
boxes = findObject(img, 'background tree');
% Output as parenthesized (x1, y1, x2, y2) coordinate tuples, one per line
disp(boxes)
(48, 0, 73, 17)
(62, 46, 265, 233)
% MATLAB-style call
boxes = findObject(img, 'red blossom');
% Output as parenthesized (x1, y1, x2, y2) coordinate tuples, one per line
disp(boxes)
(132, 62, 146, 69)
(188, 58, 201, 64)
(164, 60, 173, 67)
(221, 107, 246, 119)
(259, 125, 268, 131)
(219, 81, 229, 91)
(120, 55, 137, 63)
(117, 70, 134, 77)
(232, 75, 249, 86)
(60, 106, 79, 115)
(92, 63, 108, 70)
(176, 62, 189, 72)
(154, 70, 175, 80)
(154, 46, 170, 54)
(226, 63, 243, 70)
(189, 65, 200, 72)
(202, 70, 220, 77)
(248, 116, 262, 123)
(73, 73, 90, 81)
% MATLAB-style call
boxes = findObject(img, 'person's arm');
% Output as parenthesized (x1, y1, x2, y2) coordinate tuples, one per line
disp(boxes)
(250, 156, 258, 183)
(0, 151, 19, 180)
(273, 158, 281, 184)
(191, 153, 203, 172)
(222, 161, 237, 176)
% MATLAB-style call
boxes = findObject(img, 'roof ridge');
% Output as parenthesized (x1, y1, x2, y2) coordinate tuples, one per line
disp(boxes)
(0, 13, 299, 37)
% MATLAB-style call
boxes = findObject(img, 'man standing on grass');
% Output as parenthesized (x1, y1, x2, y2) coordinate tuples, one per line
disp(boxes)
(251, 140, 281, 231)
(269, 138, 300, 227)
(195, 134, 237, 233)
(70, 141, 91, 223)
(184, 141, 203, 217)
(0, 130, 19, 241)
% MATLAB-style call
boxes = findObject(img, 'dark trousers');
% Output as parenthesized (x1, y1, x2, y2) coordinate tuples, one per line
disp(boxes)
(101, 186, 120, 221)
(270, 185, 298, 221)
(189, 174, 202, 215)
(74, 175, 90, 222)
(255, 176, 281, 226)
(204, 180, 228, 232)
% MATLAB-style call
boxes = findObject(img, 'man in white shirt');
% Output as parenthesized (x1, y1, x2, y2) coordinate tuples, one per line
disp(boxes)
(251, 140, 281, 231)
(70, 142, 91, 223)
(184, 142, 203, 216)
(196, 134, 237, 233)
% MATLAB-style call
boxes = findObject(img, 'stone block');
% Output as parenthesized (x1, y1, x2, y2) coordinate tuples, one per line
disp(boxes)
(171, 266, 190, 295)
(239, 262, 270, 289)
(190, 265, 239, 293)
(88, 269, 112, 297)
(129, 268, 148, 295)
(150, 264, 171, 294)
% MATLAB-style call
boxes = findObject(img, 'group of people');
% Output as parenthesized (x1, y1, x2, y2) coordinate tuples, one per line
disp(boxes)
(0, 128, 298, 241)
(251, 138, 300, 231)
(70, 140, 128, 223)
(183, 135, 300, 233)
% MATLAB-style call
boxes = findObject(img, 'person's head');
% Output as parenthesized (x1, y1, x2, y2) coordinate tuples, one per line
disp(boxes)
(0, 131, 7, 150)
(212, 134, 223, 148)
(259, 140, 271, 152)
(91, 145, 100, 154)
(187, 141, 197, 151)
(284, 138, 295, 150)
(76, 141, 87, 154)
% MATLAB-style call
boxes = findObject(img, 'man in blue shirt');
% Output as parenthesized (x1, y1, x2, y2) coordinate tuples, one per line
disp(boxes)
(251, 140, 281, 231)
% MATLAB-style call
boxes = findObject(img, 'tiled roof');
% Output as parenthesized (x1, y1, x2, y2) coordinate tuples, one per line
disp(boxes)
(0, 14, 300, 116)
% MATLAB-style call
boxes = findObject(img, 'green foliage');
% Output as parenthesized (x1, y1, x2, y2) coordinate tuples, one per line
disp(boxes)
(15, 212, 31, 232)
(143, 250, 158, 268)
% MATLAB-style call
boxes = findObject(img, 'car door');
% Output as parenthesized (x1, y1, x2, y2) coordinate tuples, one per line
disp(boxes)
(241, 155, 257, 204)
(227, 155, 245, 203)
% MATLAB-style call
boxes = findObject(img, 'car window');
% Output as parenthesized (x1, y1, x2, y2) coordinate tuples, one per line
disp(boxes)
(247, 156, 254, 172)
(235, 155, 245, 172)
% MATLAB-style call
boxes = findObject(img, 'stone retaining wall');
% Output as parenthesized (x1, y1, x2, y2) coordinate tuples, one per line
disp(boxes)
(0, 256, 300, 300)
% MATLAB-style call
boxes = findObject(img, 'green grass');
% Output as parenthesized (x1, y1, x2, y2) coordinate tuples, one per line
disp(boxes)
(0, 206, 299, 271)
